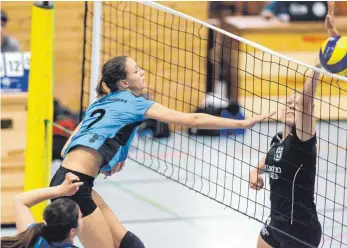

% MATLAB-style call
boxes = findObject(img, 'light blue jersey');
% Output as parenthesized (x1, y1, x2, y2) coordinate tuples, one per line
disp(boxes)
(64, 90, 154, 172)
(34, 237, 78, 248)
(27, 224, 78, 248)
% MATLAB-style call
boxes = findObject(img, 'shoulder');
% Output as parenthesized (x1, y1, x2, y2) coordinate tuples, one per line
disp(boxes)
(270, 132, 282, 147)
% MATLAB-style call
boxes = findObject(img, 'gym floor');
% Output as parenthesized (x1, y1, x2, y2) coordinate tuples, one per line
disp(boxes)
(1, 121, 347, 248)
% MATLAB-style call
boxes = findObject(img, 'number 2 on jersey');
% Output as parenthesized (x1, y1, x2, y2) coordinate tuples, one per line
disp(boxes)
(87, 109, 106, 129)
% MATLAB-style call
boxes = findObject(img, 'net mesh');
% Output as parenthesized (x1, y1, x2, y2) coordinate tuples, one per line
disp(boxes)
(81, 2, 347, 247)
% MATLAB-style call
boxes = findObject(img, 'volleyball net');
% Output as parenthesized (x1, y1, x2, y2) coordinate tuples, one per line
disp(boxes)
(81, 1, 347, 247)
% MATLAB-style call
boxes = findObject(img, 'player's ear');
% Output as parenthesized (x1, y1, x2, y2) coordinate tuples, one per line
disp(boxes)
(119, 79, 129, 89)
(69, 227, 77, 238)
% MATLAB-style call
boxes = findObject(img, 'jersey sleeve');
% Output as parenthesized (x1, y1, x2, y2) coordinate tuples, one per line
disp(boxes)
(134, 96, 155, 119)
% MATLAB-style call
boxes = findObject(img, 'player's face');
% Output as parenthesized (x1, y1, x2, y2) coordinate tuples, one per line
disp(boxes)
(280, 94, 297, 126)
(72, 208, 83, 238)
(125, 58, 146, 94)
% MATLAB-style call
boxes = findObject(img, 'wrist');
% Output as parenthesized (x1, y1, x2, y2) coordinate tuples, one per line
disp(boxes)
(328, 28, 339, 37)
(253, 167, 263, 175)
(241, 119, 250, 129)
(251, 168, 259, 174)
(54, 186, 65, 197)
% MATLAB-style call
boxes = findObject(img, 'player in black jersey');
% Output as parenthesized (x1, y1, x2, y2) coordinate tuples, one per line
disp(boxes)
(249, 2, 339, 247)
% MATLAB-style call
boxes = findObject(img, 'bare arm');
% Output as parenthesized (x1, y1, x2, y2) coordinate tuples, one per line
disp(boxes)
(254, 157, 266, 175)
(296, 1, 337, 141)
(15, 187, 63, 232)
(61, 122, 82, 158)
(249, 157, 266, 190)
(295, 66, 321, 141)
(145, 103, 275, 130)
(15, 173, 83, 232)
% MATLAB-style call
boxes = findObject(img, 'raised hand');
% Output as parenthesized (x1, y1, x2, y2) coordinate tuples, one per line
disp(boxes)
(325, 1, 339, 37)
(100, 161, 126, 177)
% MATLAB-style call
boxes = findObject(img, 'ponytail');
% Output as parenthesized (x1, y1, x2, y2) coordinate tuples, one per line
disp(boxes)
(1, 222, 45, 248)
(96, 77, 108, 98)
(97, 56, 128, 97)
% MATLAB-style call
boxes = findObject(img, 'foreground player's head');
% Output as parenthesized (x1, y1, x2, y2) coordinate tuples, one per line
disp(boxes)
(42, 198, 83, 242)
(96, 56, 146, 97)
(1, 198, 82, 247)
(280, 93, 302, 126)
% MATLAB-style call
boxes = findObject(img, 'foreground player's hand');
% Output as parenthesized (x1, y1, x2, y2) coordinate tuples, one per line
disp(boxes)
(249, 170, 264, 190)
(243, 111, 276, 129)
(101, 161, 126, 177)
(58, 172, 84, 196)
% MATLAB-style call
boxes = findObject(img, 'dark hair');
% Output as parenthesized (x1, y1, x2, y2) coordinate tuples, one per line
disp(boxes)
(1, 9, 8, 24)
(96, 56, 128, 97)
(1, 198, 79, 248)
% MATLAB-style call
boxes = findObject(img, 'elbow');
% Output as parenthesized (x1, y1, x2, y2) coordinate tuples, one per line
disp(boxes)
(14, 194, 24, 206)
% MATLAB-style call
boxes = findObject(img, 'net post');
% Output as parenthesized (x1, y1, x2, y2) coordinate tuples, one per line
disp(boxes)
(24, 0, 54, 222)
(89, 1, 103, 104)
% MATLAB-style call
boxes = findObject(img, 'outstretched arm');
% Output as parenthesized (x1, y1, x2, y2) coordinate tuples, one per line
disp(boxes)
(295, 1, 338, 141)
(295, 64, 321, 141)
(145, 103, 275, 130)
(15, 173, 83, 232)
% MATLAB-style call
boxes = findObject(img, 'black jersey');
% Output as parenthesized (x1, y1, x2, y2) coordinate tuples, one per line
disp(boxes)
(265, 126, 318, 221)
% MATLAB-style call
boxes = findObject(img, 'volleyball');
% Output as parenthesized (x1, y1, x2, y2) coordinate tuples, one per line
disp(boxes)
(319, 35, 347, 76)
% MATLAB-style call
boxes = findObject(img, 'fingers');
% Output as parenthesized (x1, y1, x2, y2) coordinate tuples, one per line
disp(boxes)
(73, 182, 84, 187)
(249, 182, 257, 189)
(71, 182, 84, 192)
(249, 172, 263, 190)
(119, 161, 126, 170)
(325, 15, 333, 27)
(249, 181, 263, 190)
(262, 111, 276, 120)
(65, 172, 80, 182)
(245, 111, 276, 129)
(328, 1, 335, 16)
(254, 111, 276, 122)
(325, 4, 338, 37)
(258, 178, 264, 189)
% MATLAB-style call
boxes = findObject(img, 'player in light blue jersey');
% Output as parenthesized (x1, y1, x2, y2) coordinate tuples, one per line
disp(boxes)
(1, 173, 83, 248)
(64, 88, 155, 175)
(50, 56, 275, 248)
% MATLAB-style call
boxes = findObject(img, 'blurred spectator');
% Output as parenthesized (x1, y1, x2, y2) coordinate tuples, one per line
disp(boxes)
(260, 2, 290, 22)
(261, 1, 328, 22)
(1, 9, 20, 52)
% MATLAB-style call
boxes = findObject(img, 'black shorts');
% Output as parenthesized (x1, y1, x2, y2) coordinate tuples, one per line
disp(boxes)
(260, 213, 322, 248)
(50, 166, 96, 217)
